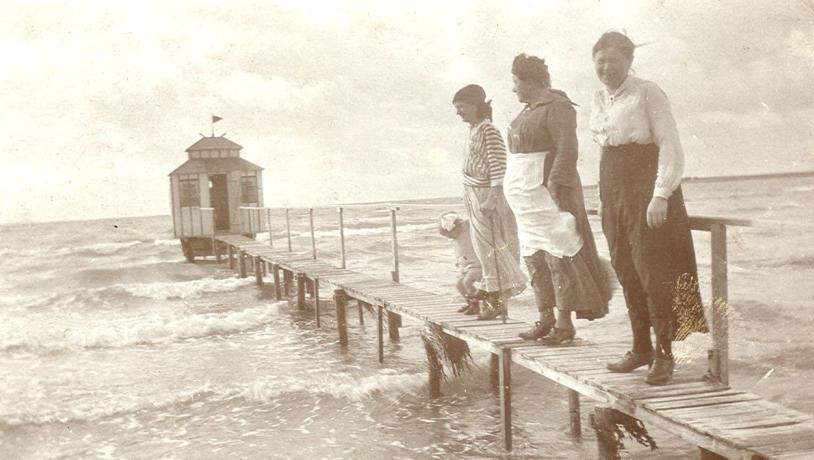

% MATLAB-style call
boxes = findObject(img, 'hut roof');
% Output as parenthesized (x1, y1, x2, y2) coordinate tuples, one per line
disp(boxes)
(169, 157, 263, 176)
(185, 136, 243, 152)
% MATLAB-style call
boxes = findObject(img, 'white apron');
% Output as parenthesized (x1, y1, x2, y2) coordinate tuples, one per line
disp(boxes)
(503, 151, 583, 258)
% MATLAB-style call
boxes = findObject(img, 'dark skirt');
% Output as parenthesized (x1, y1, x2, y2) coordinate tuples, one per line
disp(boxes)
(600, 143, 707, 341)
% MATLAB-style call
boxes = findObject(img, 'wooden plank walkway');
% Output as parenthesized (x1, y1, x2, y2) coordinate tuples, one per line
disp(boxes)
(215, 234, 813, 459)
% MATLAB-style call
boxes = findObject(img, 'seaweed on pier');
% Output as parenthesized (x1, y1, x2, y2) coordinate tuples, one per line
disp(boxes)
(420, 323, 473, 380)
(673, 272, 708, 340)
(590, 407, 657, 459)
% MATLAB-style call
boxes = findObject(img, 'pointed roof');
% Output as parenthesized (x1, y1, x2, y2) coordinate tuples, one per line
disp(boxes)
(169, 157, 263, 176)
(185, 136, 243, 152)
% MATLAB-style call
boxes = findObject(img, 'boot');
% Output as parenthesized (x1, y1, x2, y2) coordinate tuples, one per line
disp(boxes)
(606, 350, 654, 373)
(457, 298, 473, 313)
(539, 328, 576, 346)
(645, 352, 674, 385)
(519, 311, 555, 341)
(477, 292, 505, 320)
(462, 299, 480, 315)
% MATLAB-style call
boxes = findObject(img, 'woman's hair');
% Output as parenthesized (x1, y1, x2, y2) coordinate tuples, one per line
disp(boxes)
(452, 84, 493, 120)
(511, 54, 551, 87)
(592, 31, 635, 59)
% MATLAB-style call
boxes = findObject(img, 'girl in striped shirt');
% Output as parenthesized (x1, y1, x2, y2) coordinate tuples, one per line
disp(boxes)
(452, 84, 528, 320)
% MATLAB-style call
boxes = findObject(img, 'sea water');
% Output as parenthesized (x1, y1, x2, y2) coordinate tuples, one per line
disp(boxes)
(1, 175, 812, 459)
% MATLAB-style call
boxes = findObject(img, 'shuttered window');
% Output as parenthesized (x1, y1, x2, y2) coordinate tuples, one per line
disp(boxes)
(241, 176, 258, 203)
(179, 178, 200, 207)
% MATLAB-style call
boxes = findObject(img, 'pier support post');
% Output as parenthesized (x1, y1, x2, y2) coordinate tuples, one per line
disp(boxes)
(376, 305, 384, 363)
(335, 289, 348, 347)
(254, 257, 263, 286)
(709, 223, 729, 385)
(499, 347, 513, 451)
(296, 273, 306, 310)
(357, 301, 365, 325)
(387, 312, 401, 340)
(272, 264, 281, 300)
(490, 354, 500, 390)
(314, 278, 321, 328)
(283, 271, 293, 297)
(227, 245, 234, 269)
(238, 250, 247, 278)
(569, 390, 581, 437)
(428, 349, 442, 399)
(214, 240, 221, 263)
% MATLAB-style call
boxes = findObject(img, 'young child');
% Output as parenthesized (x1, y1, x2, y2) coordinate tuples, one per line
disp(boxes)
(438, 211, 483, 315)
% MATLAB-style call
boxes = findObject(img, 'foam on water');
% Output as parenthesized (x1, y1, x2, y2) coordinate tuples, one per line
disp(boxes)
(0, 301, 282, 354)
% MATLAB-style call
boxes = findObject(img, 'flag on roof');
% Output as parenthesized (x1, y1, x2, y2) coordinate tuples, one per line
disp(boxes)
(212, 115, 223, 123)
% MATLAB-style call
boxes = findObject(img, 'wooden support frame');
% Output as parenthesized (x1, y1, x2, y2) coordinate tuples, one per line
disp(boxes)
(376, 305, 384, 363)
(254, 256, 263, 286)
(272, 264, 281, 300)
(296, 273, 306, 309)
(237, 250, 247, 278)
(569, 389, 581, 437)
(227, 245, 235, 269)
(335, 289, 348, 346)
(314, 277, 321, 328)
(499, 347, 512, 451)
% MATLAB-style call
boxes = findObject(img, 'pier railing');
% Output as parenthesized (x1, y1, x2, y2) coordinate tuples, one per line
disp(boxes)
(243, 203, 753, 386)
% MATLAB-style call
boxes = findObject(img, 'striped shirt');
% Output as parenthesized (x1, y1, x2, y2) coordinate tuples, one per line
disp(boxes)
(463, 120, 508, 187)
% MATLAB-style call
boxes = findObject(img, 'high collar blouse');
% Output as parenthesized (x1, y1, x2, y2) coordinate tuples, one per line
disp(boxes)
(590, 76, 684, 199)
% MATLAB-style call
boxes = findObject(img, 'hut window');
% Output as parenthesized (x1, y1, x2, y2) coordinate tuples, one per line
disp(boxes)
(179, 178, 200, 207)
(241, 176, 258, 203)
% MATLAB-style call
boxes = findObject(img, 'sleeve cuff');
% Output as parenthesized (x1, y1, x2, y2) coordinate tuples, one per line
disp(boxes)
(490, 179, 504, 187)
(653, 187, 672, 199)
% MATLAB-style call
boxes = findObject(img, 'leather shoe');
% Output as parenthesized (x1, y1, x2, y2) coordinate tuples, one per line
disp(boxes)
(540, 328, 576, 346)
(645, 354, 674, 385)
(606, 350, 654, 373)
(519, 320, 555, 341)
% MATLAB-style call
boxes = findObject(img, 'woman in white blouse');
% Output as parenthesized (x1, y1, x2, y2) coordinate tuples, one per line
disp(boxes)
(590, 32, 707, 385)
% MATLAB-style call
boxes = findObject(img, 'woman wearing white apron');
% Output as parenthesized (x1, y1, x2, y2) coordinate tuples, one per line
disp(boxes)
(508, 54, 611, 345)
(452, 84, 528, 320)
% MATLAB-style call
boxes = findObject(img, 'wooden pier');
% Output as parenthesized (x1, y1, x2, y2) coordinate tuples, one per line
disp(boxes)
(205, 207, 813, 459)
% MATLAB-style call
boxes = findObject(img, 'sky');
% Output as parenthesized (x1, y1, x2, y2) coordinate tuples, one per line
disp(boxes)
(1, 0, 813, 223)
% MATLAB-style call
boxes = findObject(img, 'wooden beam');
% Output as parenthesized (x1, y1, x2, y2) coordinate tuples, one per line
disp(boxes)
(254, 256, 263, 286)
(569, 389, 581, 437)
(377, 305, 384, 363)
(297, 273, 306, 309)
(314, 277, 321, 328)
(499, 347, 513, 451)
(709, 223, 729, 385)
(335, 289, 348, 346)
(272, 264, 281, 300)
(238, 250, 246, 278)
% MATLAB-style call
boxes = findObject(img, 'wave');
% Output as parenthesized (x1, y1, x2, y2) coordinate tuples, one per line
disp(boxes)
(0, 370, 426, 427)
(1, 301, 284, 354)
(114, 277, 255, 300)
(0, 239, 171, 260)
(240, 370, 427, 403)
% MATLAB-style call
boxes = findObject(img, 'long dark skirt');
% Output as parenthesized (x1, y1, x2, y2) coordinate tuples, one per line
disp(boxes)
(600, 143, 707, 343)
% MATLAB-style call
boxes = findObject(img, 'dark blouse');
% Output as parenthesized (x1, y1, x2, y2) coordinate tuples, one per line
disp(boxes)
(507, 91, 581, 189)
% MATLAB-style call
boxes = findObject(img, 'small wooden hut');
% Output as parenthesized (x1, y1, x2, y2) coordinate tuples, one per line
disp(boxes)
(169, 135, 264, 261)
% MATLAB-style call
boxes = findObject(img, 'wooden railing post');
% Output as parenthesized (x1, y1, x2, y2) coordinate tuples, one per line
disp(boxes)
(266, 208, 273, 247)
(338, 207, 346, 269)
(309, 208, 316, 259)
(709, 223, 729, 385)
(387, 207, 402, 339)
(285, 208, 292, 252)
(389, 207, 400, 283)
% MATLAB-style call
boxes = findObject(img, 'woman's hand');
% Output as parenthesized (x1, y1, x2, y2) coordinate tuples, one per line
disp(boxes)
(646, 196, 668, 229)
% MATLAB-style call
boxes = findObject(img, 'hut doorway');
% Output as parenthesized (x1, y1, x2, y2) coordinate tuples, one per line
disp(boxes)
(209, 174, 230, 231)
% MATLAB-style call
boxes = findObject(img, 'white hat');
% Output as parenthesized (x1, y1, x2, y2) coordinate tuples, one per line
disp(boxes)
(439, 211, 460, 232)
